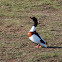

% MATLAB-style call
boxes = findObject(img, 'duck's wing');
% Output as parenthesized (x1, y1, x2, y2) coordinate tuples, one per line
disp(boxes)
(34, 31, 41, 39)
(34, 31, 46, 44)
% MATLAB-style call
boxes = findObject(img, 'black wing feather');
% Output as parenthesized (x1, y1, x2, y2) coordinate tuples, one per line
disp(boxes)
(34, 31, 46, 44)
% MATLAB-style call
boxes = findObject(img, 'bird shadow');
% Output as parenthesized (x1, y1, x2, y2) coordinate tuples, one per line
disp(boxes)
(47, 46, 62, 48)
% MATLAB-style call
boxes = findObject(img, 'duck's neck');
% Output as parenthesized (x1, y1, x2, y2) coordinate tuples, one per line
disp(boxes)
(33, 21, 38, 27)
(29, 19, 38, 32)
(29, 26, 36, 32)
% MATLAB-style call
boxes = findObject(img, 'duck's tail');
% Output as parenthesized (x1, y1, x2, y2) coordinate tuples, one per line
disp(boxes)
(40, 43, 47, 48)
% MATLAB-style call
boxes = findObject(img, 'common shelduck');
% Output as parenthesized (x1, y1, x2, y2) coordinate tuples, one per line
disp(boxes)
(28, 17, 47, 48)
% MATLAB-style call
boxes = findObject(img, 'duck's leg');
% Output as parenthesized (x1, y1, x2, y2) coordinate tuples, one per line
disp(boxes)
(34, 44, 41, 48)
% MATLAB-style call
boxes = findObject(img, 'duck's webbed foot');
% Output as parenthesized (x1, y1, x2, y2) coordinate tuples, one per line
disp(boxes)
(34, 44, 41, 48)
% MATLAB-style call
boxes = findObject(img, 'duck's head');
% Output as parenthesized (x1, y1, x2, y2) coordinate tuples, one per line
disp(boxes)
(30, 17, 38, 27)
(30, 17, 37, 22)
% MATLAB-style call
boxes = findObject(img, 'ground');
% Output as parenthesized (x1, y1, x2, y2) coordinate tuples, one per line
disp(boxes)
(0, 0, 62, 62)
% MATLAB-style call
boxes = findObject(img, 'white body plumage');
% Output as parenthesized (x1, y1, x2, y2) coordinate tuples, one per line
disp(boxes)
(28, 26, 47, 48)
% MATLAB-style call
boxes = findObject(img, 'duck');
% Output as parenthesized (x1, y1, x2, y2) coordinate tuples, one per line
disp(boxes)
(28, 17, 47, 48)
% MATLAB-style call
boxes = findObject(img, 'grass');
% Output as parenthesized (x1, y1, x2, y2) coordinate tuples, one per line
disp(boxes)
(0, 0, 62, 18)
(0, 0, 62, 62)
